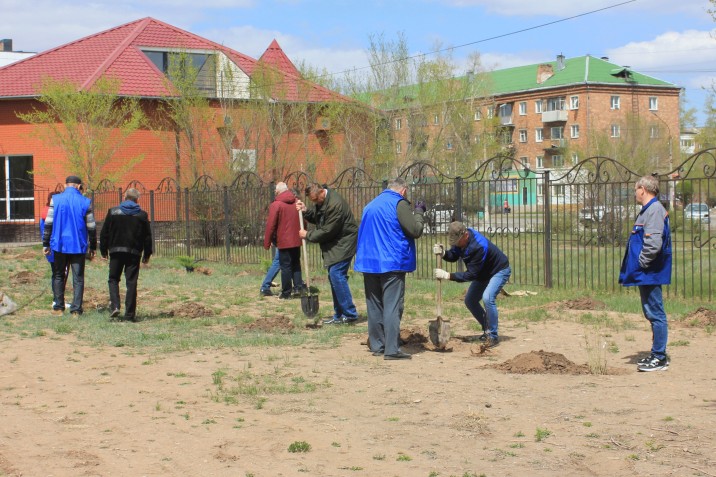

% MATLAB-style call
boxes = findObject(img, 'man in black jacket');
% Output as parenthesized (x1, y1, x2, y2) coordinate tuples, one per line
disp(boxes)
(100, 188, 152, 322)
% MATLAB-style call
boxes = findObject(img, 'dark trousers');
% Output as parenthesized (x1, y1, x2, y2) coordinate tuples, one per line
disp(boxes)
(278, 247, 303, 297)
(108, 252, 141, 319)
(52, 252, 86, 314)
(364, 272, 406, 356)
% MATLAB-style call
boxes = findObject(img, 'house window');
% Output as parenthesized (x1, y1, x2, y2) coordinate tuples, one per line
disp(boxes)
(552, 155, 565, 168)
(535, 100, 543, 113)
(550, 126, 564, 139)
(396, 142, 402, 153)
(395, 118, 402, 130)
(0, 155, 34, 221)
(572, 152, 579, 165)
(554, 184, 566, 196)
(537, 184, 544, 196)
(535, 128, 543, 143)
(231, 149, 256, 172)
(650, 126, 659, 139)
(433, 114, 440, 125)
(546, 96, 565, 111)
(536, 155, 544, 169)
(519, 129, 527, 143)
(570, 95, 579, 110)
(142, 50, 217, 96)
(649, 96, 658, 111)
(474, 134, 481, 144)
(611, 124, 621, 138)
(519, 101, 527, 115)
(610, 95, 620, 110)
(487, 106, 494, 119)
(474, 110, 482, 121)
(520, 156, 529, 168)
(570, 124, 580, 138)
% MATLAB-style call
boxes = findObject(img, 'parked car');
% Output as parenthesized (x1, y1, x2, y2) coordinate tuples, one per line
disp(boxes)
(578, 206, 608, 224)
(426, 204, 465, 233)
(684, 203, 710, 224)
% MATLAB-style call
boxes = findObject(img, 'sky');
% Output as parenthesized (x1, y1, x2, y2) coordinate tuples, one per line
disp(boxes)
(2, 0, 716, 124)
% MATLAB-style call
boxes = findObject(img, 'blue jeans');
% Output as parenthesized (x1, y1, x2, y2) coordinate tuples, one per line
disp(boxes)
(364, 272, 405, 355)
(328, 259, 357, 320)
(639, 285, 668, 360)
(465, 266, 511, 340)
(260, 250, 280, 292)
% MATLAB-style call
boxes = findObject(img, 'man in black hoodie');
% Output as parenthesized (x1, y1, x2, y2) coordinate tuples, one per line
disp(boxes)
(100, 188, 152, 322)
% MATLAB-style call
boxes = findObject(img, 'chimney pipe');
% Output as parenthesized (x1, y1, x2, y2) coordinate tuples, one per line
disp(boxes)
(556, 53, 565, 71)
(600, 56, 609, 61)
(0, 39, 12, 52)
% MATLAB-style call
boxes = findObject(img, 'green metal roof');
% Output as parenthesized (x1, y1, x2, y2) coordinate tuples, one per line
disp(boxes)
(356, 55, 678, 108)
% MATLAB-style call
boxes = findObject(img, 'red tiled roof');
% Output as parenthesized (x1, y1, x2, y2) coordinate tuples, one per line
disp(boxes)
(0, 17, 350, 103)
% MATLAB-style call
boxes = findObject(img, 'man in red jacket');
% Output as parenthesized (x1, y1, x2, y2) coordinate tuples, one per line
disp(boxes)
(264, 182, 304, 299)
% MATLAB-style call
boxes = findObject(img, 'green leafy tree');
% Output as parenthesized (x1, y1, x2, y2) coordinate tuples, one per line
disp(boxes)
(17, 76, 146, 190)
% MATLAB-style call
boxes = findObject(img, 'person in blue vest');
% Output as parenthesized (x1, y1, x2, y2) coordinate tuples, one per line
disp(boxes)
(354, 178, 425, 360)
(619, 175, 672, 372)
(434, 221, 511, 348)
(42, 175, 97, 316)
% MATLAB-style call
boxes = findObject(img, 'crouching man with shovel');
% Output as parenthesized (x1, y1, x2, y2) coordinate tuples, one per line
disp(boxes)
(434, 222, 510, 348)
(354, 178, 425, 360)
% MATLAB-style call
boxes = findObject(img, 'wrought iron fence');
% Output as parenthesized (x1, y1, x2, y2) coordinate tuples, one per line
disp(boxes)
(5, 150, 715, 299)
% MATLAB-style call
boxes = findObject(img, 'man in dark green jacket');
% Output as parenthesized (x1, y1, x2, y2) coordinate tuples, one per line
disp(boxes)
(297, 183, 358, 324)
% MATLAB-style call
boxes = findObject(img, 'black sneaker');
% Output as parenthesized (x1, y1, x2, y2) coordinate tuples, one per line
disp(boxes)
(110, 308, 121, 318)
(278, 293, 292, 300)
(322, 317, 344, 324)
(260, 289, 273, 297)
(638, 356, 669, 372)
(638, 353, 670, 366)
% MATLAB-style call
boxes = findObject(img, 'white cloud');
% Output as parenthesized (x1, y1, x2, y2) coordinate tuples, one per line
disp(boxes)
(607, 30, 716, 70)
(441, 0, 709, 17)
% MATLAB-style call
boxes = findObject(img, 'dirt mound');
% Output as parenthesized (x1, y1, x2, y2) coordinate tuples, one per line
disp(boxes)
(10, 271, 39, 285)
(171, 302, 215, 318)
(400, 327, 429, 345)
(243, 315, 294, 332)
(493, 350, 589, 375)
(682, 307, 716, 327)
(554, 298, 607, 311)
(14, 250, 38, 260)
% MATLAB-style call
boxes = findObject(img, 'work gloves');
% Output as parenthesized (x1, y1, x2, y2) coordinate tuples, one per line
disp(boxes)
(433, 243, 445, 256)
(414, 200, 427, 214)
(434, 268, 451, 280)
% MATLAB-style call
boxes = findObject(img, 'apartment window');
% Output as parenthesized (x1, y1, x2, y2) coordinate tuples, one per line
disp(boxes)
(550, 126, 564, 139)
(433, 114, 440, 125)
(487, 106, 494, 119)
(519, 101, 527, 115)
(546, 96, 565, 111)
(395, 118, 402, 130)
(611, 124, 621, 138)
(519, 129, 528, 143)
(537, 184, 544, 196)
(649, 96, 658, 111)
(611, 95, 620, 110)
(474, 110, 482, 121)
(570, 124, 580, 138)
(650, 126, 659, 139)
(570, 95, 579, 110)
(396, 142, 402, 153)
(554, 184, 566, 197)
(474, 134, 481, 144)
(572, 152, 580, 165)
(446, 139, 454, 150)
(535, 100, 543, 113)
(535, 128, 543, 143)
(552, 155, 565, 168)
(0, 155, 34, 221)
(536, 155, 544, 169)
(520, 156, 529, 168)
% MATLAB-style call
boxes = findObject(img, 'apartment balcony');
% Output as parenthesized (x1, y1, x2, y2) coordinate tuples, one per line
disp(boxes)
(541, 110, 568, 122)
(544, 138, 567, 151)
(499, 115, 514, 126)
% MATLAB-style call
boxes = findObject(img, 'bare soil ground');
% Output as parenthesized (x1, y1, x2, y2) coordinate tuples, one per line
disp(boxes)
(1, 253, 715, 476)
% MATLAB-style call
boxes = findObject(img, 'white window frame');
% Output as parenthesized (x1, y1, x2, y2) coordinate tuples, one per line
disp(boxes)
(519, 101, 527, 115)
(611, 124, 621, 138)
(611, 95, 620, 110)
(536, 155, 544, 169)
(552, 155, 565, 168)
(535, 128, 543, 143)
(550, 126, 564, 140)
(433, 114, 440, 125)
(487, 106, 494, 119)
(554, 184, 566, 197)
(396, 142, 402, 153)
(395, 118, 402, 130)
(546, 96, 565, 111)
(572, 152, 579, 165)
(535, 100, 543, 113)
(519, 129, 528, 143)
(474, 110, 482, 121)
(570, 95, 579, 110)
(519, 156, 529, 168)
(570, 124, 580, 139)
(649, 96, 658, 111)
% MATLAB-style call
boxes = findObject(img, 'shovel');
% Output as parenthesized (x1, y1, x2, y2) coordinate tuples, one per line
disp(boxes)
(298, 210, 319, 318)
(429, 250, 451, 349)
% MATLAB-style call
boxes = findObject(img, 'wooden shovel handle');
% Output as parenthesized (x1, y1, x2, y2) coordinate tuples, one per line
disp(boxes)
(299, 210, 311, 290)
(436, 253, 442, 318)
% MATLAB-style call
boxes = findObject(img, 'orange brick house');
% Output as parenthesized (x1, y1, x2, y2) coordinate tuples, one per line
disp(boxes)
(0, 17, 375, 235)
